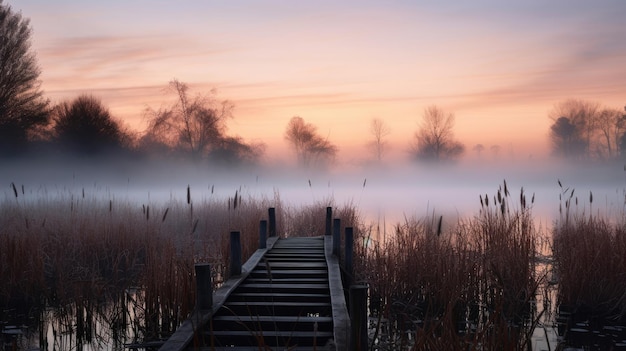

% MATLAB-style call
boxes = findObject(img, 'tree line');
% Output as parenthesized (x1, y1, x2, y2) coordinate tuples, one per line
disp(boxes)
(549, 99, 626, 161)
(2, 1, 623, 168)
(0, 1, 466, 168)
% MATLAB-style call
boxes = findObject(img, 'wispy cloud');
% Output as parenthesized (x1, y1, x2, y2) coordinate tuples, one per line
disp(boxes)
(38, 34, 233, 91)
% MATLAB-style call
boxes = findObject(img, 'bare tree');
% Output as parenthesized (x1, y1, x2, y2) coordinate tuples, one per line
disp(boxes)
(490, 145, 501, 160)
(0, 1, 49, 155)
(473, 144, 485, 158)
(52, 95, 128, 154)
(550, 117, 584, 158)
(411, 105, 464, 162)
(596, 108, 625, 159)
(209, 136, 265, 166)
(368, 118, 390, 162)
(142, 79, 234, 160)
(548, 99, 600, 159)
(284, 116, 337, 167)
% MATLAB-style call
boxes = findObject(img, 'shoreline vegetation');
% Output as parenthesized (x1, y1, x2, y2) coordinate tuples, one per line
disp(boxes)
(1, 177, 626, 350)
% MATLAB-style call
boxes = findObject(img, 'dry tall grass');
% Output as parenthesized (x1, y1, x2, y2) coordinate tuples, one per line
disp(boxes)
(7, 178, 626, 350)
(0, 184, 281, 347)
(363, 182, 545, 350)
(553, 185, 626, 320)
(1, 183, 366, 349)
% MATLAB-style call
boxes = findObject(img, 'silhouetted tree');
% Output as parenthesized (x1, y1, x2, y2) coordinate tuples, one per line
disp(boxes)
(473, 144, 485, 158)
(143, 80, 228, 159)
(52, 95, 128, 154)
(411, 105, 464, 162)
(548, 99, 600, 159)
(368, 118, 390, 162)
(284, 116, 337, 167)
(490, 145, 501, 160)
(0, 1, 49, 156)
(142, 79, 262, 164)
(208, 136, 265, 166)
(596, 108, 626, 159)
(550, 117, 584, 158)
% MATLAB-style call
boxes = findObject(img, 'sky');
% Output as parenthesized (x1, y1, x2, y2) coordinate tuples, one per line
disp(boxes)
(15, 0, 626, 164)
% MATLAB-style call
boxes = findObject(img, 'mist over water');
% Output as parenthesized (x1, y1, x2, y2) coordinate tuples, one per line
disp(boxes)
(3, 155, 626, 232)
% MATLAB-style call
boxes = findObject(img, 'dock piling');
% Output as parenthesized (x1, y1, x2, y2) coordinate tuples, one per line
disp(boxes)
(230, 231, 241, 277)
(333, 218, 341, 257)
(195, 264, 213, 310)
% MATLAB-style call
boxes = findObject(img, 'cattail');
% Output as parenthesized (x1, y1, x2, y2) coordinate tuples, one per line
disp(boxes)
(436, 216, 443, 237)
(11, 182, 17, 198)
(233, 190, 238, 209)
(190, 218, 199, 234)
(363, 178, 367, 188)
(146, 205, 150, 220)
(589, 191, 593, 204)
(162, 208, 169, 222)
(187, 185, 191, 204)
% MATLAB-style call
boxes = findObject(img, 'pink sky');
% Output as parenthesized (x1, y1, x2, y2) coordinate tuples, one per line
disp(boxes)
(17, 0, 626, 164)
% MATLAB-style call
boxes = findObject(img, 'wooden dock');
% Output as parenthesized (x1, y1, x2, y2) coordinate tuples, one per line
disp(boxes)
(158, 208, 358, 351)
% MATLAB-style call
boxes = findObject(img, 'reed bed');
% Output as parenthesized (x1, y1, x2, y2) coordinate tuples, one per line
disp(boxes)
(0, 184, 281, 348)
(6, 177, 626, 350)
(363, 182, 545, 350)
(553, 185, 626, 322)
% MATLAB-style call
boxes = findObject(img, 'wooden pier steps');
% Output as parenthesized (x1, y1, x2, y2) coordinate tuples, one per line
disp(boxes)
(202, 236, 335, 349)
(158, 202, 359, 351)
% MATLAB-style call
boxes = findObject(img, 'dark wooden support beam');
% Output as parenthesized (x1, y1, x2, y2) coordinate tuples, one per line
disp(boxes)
(230, 231, 241, 277)
(194, 264, 212, 311)
(345, 227, 354, 287)
(349, 284, 368, 351)
(325, 206, 332, 236)
(268, 207, 276, 237)
(333, 218, 341, 258)
(259, 219, 267, 249)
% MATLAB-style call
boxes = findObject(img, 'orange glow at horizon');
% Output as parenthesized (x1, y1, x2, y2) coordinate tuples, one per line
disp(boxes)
(17, 0, 626, 165)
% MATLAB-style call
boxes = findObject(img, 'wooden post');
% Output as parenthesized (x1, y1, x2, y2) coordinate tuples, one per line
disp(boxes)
(195, 264, 213, 310)
(325, 207, 332, 236)
(333, 218, 341, 258)
(259, 220, 267, 249)
(230, 231, 241, 277)
(349, 285, 368, 351)
(345, 227, 354, 286)
(268, 207, 276, 237)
